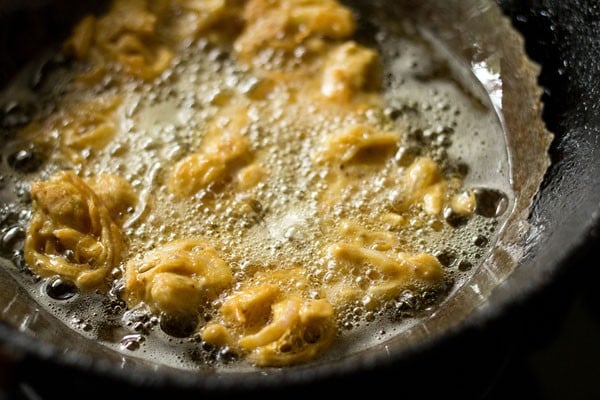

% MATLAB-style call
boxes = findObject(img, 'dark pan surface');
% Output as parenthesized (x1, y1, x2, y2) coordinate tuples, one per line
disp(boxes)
(0, 0, 598, 398)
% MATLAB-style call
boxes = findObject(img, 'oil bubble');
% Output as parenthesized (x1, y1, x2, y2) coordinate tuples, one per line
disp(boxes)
(0, 225, 25, 257)
(473, 188, 509, 218)
(434, 249, 456, 267)
(458, 260, 473, 272)
(45, 277, 78, 300)
(1, 101, 36, 130)
(120, 334, 145, 351)
(443, 206, 469, 228)
(7, 144, 45, 173)
(472, 234, 488, 247)
(159, 313, 198, 338)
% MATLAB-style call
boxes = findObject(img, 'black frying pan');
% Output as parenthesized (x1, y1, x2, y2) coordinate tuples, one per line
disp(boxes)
(0, 0, 598, 398)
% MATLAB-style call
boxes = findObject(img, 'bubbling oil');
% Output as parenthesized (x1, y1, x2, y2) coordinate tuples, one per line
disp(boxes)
(0, 11, 512, 370)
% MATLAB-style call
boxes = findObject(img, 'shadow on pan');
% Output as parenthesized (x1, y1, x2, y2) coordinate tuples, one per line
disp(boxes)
(0, 0, 598, 398)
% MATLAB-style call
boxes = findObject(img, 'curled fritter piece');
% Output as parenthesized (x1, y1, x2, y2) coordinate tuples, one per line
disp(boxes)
(153, 0, 246, 42)
(24, 171, 133, 290)
(123, 238, 232, 317)
(235, 0, 356, 63)
(315, 124, 400, 165)
(168, 133, 252, 197)
(87, 173, 138, 223)
(321, 41, 381, 101)
(392, 156, 474, 217)
(201, 268, 336, 366)
(327, 242, 444, 303)
(64, 0, 174, 81)
(383, 157, 476, 218)
(403, 157, 446, 215)
(19, 96, 122, 166)
(338, 219, 399, 251)
(240, 296, 335, 366)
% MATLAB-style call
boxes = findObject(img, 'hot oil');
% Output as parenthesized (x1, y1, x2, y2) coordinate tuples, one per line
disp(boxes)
(0, 11, 513, 371)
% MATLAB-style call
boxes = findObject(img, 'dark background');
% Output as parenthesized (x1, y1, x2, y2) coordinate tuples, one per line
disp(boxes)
(482, 1, 600, 398)
(481, 244, 600, 400)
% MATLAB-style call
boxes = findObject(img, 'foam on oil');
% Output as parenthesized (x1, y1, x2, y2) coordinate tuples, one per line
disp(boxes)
(0, 11, 512, 371)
